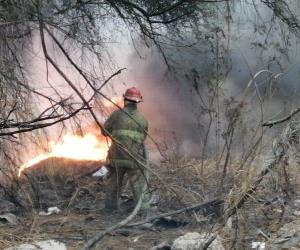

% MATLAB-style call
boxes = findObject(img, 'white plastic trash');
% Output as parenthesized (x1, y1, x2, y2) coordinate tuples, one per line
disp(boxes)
(251, 241, 266, 249)
(39, 207, 61, 216)
(5, 240, 66, 250)
(92, 166, 109, 177)
(0, 213, 17, 224)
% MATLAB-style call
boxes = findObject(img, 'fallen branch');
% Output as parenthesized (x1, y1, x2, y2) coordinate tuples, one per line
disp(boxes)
(84, 198, 223, 248)
(262, 106, 300, 127)
(84, 188, 145, 249)
(202, 234, 217, 250)
(127, 199, 223, 227)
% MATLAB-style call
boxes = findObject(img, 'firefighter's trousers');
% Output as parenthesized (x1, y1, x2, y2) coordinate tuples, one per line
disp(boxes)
(105, 165, 149, 211)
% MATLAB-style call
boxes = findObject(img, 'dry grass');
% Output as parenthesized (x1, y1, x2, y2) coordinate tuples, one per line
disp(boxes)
(0, 156, 229, 249)
(1, 147, 300, 249)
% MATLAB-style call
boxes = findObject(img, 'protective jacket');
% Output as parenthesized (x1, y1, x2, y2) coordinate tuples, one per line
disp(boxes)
(103, 102, 148, 168)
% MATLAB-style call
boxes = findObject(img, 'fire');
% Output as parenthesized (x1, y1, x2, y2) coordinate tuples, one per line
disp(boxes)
(103, 96, 123, 108)
(18, 133, 110, 176)
(18, 96, 123, 176)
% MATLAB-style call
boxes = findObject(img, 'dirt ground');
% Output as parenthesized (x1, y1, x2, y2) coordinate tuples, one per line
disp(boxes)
(1, 156, 300, 249)
(1, 210, 208, 249)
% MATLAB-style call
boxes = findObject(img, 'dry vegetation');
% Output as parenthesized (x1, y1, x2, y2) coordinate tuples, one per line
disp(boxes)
(1, 1, 300, 249)
(1, 137, 300, 249)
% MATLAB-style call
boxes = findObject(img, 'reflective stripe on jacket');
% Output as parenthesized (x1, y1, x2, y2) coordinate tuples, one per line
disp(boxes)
(103, 103, 148, 168)
(112, 129, 145, 142)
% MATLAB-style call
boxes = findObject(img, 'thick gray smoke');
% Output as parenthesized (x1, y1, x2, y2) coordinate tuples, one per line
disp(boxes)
(104, 1, 300, 158)
(22, 0, 300, 161)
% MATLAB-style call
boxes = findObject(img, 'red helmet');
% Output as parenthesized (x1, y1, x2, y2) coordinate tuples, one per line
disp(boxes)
(123, 87, 143, 103)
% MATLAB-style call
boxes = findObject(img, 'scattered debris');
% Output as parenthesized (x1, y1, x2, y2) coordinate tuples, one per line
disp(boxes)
(150, 241, 171, 250)
(172, 232, 224, 250)
(225, 215, 233, 229)
(294, 200, 300, 208)
(251, 241, 266, 249)
(127, 199, 223, 227)
(137, 222, 155, 231)
(0, 213, 17, 225)
(293, 211, 300, 217)
(153, 216, 188, 229)
(149, 194, 160, 206)
(267, 219, 300, 249)
(113, 228, 132, 237)
(39, 207, 61, 216)
(257, 229, 270, 241)
(92, 166, 108, 177)
(133, 236, 140, 242)
(5, 240, 66, 250)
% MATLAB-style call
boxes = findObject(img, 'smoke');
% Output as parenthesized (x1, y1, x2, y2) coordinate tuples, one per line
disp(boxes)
(101, 0, 300, 158)
(17, 0, 300, 162)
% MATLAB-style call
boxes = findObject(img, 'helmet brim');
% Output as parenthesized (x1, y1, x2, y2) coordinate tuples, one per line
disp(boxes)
(123, 95, 143, 103)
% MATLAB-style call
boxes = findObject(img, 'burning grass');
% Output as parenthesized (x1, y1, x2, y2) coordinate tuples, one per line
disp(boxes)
(12, 157, 104, 211)
(18, 133, 110, 176)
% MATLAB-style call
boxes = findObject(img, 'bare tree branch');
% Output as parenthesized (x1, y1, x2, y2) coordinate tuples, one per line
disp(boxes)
(262, 106, 300, 127)
(127, 199, 223, 227)
(84, 184, 146, 249)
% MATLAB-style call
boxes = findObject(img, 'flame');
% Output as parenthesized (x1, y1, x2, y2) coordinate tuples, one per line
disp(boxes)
(18, 133, 110, 176)
(18, 96, 123, 176)
(103, 96, 123, 108)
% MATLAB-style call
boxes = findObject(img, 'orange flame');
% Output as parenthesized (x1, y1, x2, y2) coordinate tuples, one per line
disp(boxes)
(103, 96, 123, 108)
(18, 133, 110, 176)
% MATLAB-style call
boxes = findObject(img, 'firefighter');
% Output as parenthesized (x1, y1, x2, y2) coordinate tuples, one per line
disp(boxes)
(102, 87, 149, 211)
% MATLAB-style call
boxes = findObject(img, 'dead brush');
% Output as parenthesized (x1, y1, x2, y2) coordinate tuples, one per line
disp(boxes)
(151, 156, 236, 215)
(221, 121, 300, 248)
(3, 158, 103, 211)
